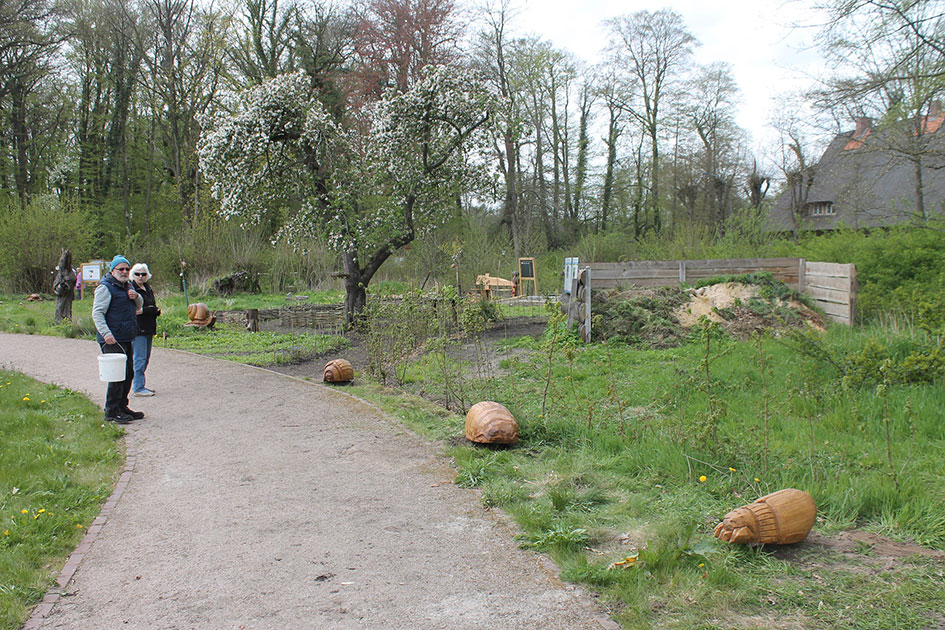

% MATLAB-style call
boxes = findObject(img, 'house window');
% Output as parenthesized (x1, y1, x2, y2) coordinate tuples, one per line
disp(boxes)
(805, 202, 835, 217)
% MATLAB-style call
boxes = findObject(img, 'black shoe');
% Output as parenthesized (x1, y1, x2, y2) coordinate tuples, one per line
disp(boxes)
(121, 408, 145, 420)
(105, 411, 132, 424)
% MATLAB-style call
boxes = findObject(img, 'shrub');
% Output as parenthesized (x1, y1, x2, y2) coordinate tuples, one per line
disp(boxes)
(0, 196, 95, 293)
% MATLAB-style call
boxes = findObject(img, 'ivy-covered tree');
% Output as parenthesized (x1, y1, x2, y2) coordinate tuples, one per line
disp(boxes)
(198, 65, 497, 320)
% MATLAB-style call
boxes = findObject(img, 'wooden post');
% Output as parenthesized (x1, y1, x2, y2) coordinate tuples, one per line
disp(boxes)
(584, 267, 591, 343)
(246, 308, 259, 332)
(797, 258, 806, 293)
(678, 260, 687, 284)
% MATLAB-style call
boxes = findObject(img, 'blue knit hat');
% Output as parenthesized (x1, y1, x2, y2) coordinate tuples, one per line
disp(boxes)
(109, 255, 131, 270)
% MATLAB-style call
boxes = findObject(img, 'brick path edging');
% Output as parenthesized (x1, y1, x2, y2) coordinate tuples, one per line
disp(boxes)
(23, 431, 136, 629)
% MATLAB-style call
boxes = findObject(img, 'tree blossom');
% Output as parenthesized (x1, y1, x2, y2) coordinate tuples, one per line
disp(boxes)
(199, 65, 498, 318)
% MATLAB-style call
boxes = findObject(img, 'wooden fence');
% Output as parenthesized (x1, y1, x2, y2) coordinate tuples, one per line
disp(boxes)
(215, 303, 346, 332)
(585, 258, 857, 325)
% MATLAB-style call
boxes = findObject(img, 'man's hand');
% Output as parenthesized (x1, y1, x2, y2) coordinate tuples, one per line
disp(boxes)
(127, 288, 138, 300)
(104, 333, 116, 345)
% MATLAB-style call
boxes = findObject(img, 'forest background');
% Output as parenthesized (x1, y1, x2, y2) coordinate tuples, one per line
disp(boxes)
(0, 0, 943, 322)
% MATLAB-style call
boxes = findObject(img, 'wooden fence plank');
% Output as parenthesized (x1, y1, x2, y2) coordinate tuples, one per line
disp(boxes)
(683, 257, 799, 269)
(806, 286, 852, 305)
(588, 261, 679, 270)
(805, 275, 855, 291)
(805, 261, 855, 276)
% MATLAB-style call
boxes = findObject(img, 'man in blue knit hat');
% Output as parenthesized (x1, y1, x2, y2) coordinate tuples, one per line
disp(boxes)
(92, 255, 145, 423)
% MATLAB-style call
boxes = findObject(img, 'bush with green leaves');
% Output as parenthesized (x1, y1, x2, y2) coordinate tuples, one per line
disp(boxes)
(0, 196, 95, 293)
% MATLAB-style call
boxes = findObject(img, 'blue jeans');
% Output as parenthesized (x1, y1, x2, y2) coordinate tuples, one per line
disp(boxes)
(132, 335, 153, 392)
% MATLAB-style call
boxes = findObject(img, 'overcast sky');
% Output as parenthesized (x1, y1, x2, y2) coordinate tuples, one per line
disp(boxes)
(508, 0, 830, 159)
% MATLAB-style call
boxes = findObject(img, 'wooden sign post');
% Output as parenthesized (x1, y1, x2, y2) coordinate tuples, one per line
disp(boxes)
(79, 261, 105, 299)
(517, 257, 537, 297)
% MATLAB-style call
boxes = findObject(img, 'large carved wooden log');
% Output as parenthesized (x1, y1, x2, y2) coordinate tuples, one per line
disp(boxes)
(713, 488, 816, 545)
(465, 401, 518, 444)
(53, 249, 76, 322)
(323, 359, 354, 383)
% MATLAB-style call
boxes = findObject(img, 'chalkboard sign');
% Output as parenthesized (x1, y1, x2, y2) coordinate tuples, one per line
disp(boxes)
(518, 258, 535, 279)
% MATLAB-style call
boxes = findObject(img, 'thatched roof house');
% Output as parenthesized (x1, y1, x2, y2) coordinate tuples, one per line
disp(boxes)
(766, 105, 945, 233)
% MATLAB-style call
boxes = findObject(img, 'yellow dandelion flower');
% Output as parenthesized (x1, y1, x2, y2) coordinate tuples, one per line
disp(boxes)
(754, 477, 760, 482)
(37, 509, 45, 514)
(76, 524, 83, 529)
(40, 400, 46, 403)
(3, 530, 8, 536)
(698, 563, 705, 568)
(22, 396, 30, 401)
(699, 475, 707, 483)
(20, 509, 27, 514)
(729, 467, 736, 472)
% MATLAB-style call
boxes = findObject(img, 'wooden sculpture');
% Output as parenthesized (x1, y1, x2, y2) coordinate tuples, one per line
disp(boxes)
(465, 401, 518, 445)
(713, 488, 816, 545)
(185, 302, 216, 328)
(323, 359, 354, 383)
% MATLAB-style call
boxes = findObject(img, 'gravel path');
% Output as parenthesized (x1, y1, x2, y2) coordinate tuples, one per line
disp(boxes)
(1, 333, 615, 630)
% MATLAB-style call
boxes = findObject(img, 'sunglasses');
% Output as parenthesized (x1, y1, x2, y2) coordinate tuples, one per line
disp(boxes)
(134, 272, 147, 276)
(114, 267, 130, 272)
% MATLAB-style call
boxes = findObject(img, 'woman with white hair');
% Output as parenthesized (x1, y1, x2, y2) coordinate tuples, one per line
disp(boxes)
(130, 262, 161, 396)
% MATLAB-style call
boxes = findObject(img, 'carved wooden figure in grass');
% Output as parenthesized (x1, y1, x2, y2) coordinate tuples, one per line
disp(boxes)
(713, 488, 816, 545)
(186, 303, 216, 328)
(465, 401, 518, 444)
(323, 359, 354, 383)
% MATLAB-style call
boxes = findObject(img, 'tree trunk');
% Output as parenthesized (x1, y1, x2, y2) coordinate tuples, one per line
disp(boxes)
(913, 155, 926, 219)
(601, 108, 620, 232)
(11, 79, 30, 208)
(342, 252, 367, 326)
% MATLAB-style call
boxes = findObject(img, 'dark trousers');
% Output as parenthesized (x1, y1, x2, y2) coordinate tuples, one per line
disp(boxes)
(101, 341, 135, 415)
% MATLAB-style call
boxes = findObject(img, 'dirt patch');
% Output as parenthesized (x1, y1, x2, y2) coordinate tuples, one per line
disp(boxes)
(773, 530, 945, 572)
(675, 283, 760, 326)
(674, 282, 825, 339)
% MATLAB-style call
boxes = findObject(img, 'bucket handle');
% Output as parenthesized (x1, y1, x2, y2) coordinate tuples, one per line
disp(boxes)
(99, 341, 129, 356)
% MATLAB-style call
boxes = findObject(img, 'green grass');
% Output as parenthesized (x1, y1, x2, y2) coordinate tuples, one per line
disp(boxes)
(0, 370, 124, 630)
(4, 290, 943, 628)
(0, 292, 349, 367)
(351, 320, 945, 629)
(159, 323, 348, 366)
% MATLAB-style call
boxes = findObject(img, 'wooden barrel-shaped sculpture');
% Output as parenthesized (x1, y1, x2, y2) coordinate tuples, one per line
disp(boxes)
(323, 359, 354, 383)
(187, 302, 212, 325)
(713, 488, 816, 545)
(465, 401, 518, 445)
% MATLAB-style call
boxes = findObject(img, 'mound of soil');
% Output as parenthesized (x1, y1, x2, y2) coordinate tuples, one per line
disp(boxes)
(592, 281, 825, 348)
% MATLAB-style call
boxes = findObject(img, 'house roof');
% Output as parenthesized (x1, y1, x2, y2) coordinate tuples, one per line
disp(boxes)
(766, 112, 945, 232)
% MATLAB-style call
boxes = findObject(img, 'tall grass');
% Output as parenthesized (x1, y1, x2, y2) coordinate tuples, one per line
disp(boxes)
(0, 370, 124, 630)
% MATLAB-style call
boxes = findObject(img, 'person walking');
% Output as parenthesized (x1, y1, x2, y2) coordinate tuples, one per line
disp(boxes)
(92, 255, 145, 424)
(131, 262, 160, 397)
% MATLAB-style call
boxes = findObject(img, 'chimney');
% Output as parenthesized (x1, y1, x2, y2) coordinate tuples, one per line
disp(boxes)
(854, 117, 872, 137)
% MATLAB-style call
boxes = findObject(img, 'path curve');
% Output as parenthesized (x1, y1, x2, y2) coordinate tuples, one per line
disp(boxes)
(1, 334, 615, 629)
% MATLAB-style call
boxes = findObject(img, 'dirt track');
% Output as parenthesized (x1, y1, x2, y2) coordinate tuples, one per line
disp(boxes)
(1, 333, 614, 629)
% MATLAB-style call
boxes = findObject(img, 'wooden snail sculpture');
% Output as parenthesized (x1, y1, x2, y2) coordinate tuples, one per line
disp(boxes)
(186, 302, 216, 328)
(323, 359, 354, 383)
(465, 401, 518, 445)
(713, 488, 816, 545)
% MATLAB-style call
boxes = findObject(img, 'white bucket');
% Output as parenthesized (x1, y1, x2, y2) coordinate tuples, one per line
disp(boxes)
(98, 353, 126, 382)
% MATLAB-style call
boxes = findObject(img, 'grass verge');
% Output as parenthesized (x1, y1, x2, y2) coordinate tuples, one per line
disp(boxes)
(0, 370, 124, 630)
(352, 319, 945, 629)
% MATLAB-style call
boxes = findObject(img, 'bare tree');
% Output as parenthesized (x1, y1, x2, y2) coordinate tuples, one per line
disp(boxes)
(605, 9, 697, 234)
(812, 0, 945, 219)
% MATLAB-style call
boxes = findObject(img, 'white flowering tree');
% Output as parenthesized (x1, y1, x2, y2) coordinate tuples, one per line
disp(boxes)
(199, 65, 497, 320)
